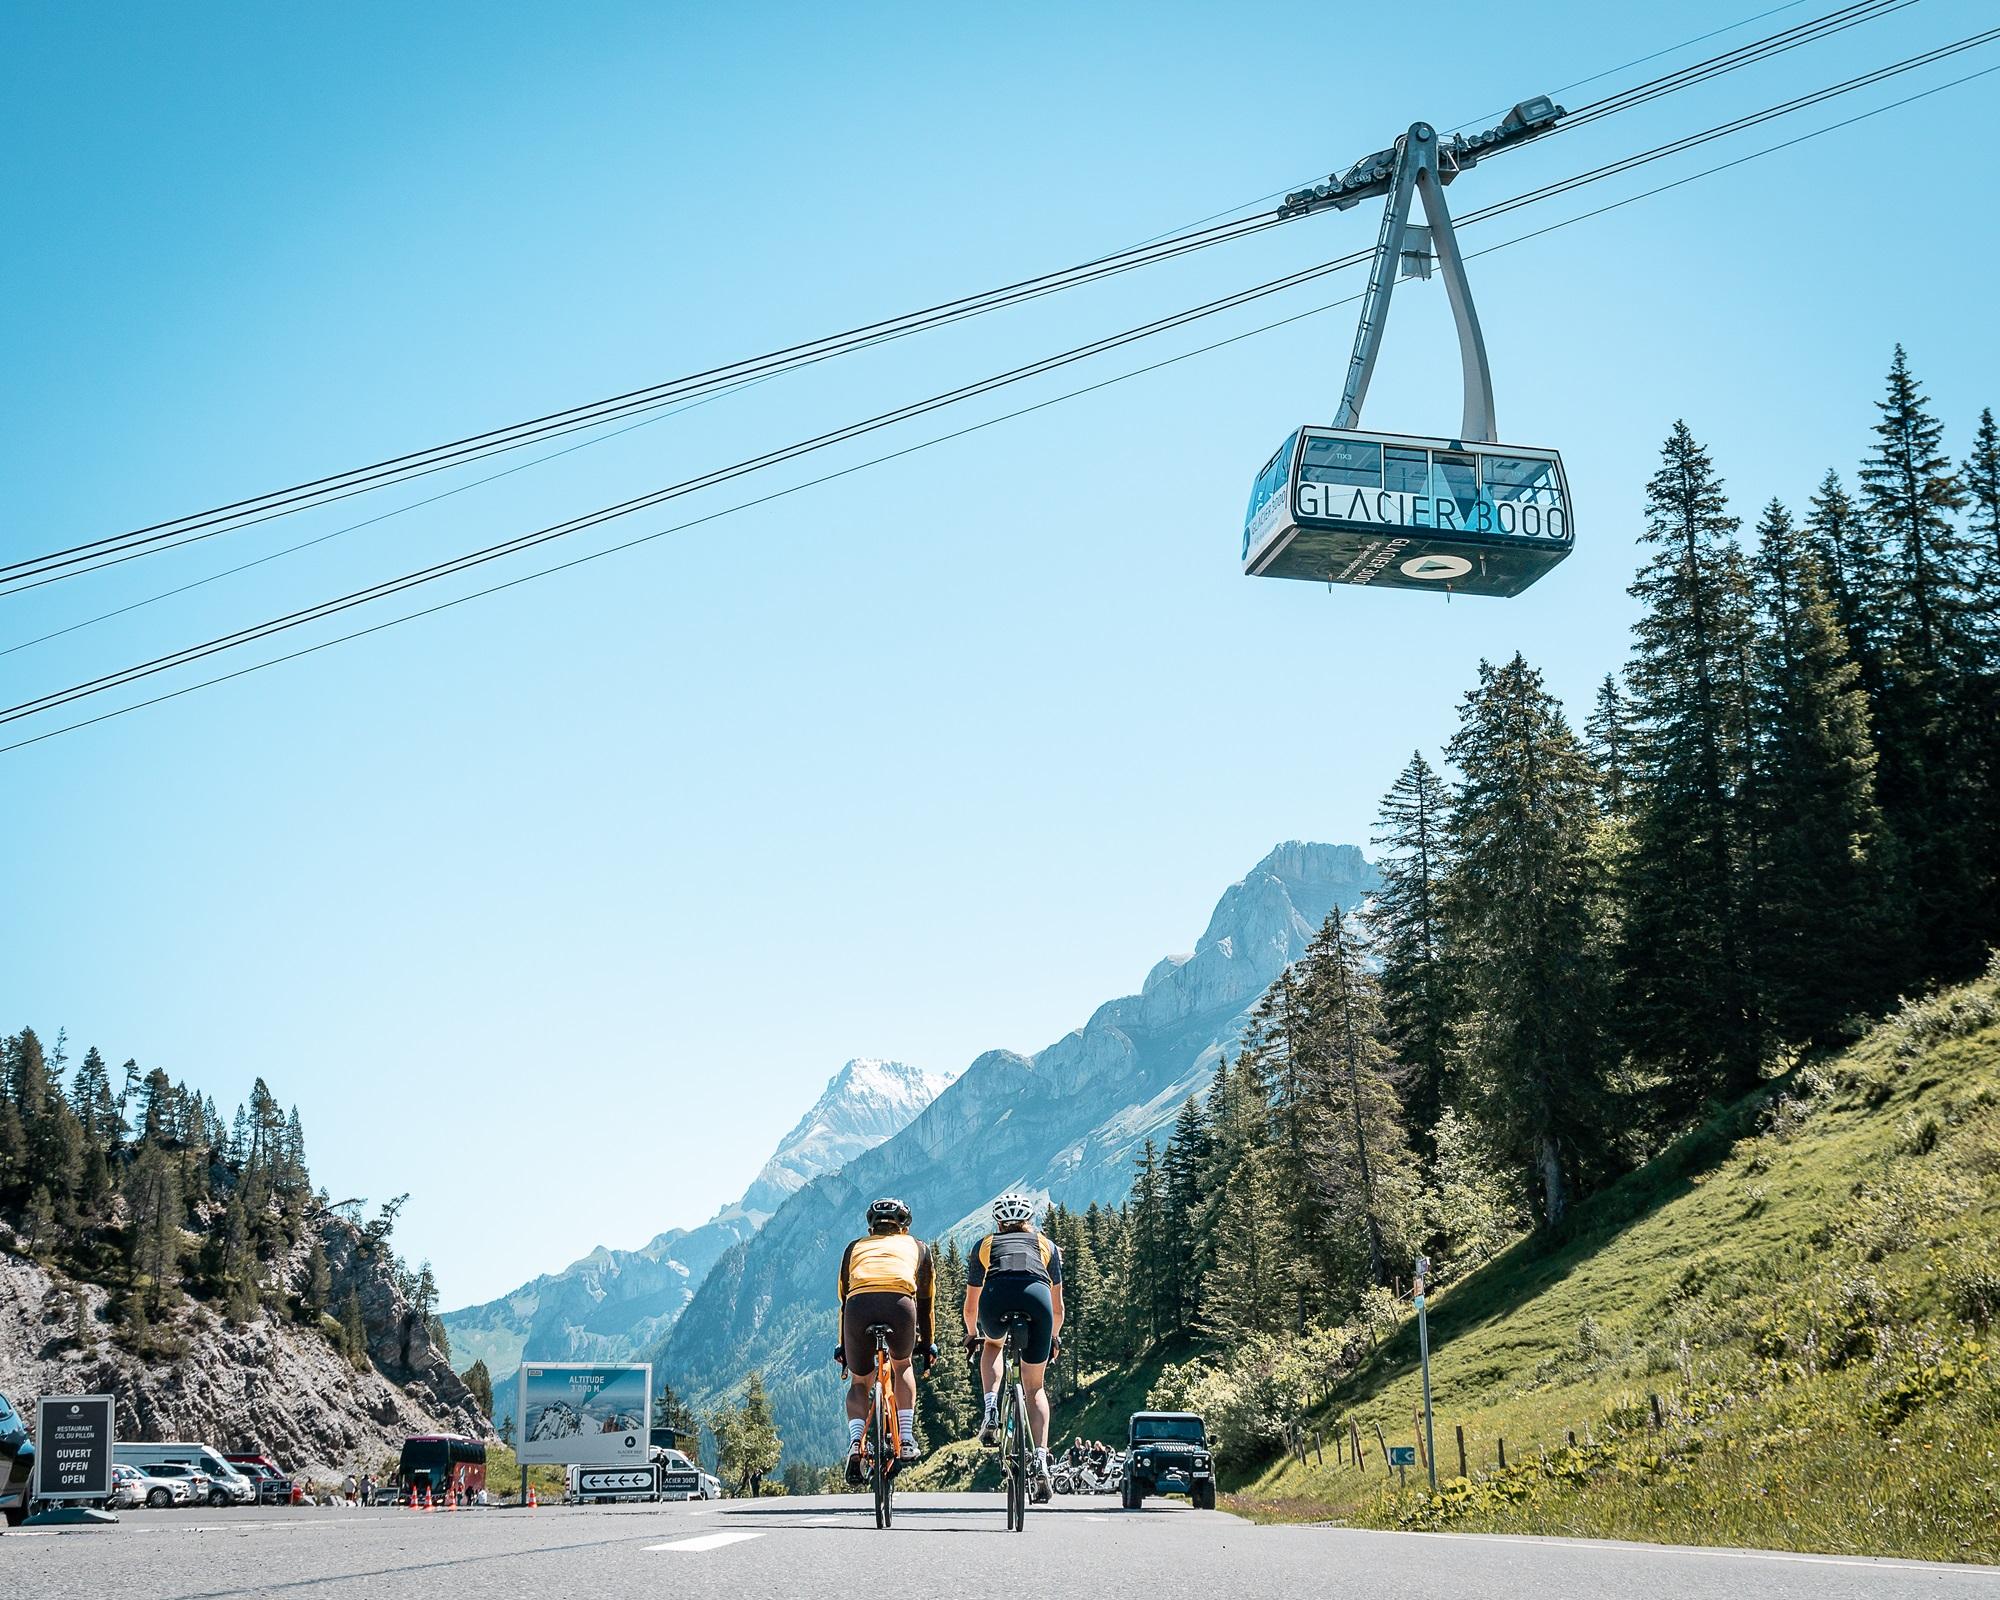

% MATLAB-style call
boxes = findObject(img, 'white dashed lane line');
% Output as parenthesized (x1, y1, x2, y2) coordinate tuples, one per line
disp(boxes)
(645, 1530, 767, 1552)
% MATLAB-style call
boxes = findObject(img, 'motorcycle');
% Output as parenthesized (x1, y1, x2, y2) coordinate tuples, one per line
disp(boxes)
(1054, 1453, 1123, 1495)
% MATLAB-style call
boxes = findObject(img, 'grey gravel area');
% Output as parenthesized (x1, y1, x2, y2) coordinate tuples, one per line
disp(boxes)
(3, 1495, 1996, 1599)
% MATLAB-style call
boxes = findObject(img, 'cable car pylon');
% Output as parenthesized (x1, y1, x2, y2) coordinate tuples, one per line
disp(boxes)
(1243, 97, 1576, 599)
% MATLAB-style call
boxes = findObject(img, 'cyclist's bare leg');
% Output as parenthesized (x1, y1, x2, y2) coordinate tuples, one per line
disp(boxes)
(1020, 1360, 1051, 1451)
(891, 1356, 916, 1413)
(845, 1371, 873, 1427)
(978, 1339, 1003, 1397)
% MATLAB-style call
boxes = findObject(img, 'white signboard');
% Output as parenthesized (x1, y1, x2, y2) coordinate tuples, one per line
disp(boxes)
(516, 1363, 652, 1467)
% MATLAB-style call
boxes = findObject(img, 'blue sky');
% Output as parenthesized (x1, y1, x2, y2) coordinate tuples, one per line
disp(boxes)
(4, 1, 1997, 1306)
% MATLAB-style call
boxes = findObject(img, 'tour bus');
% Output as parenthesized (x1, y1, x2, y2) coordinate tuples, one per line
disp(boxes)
(114, 1442, 258, 1505)
(396, 1435, 487, 1501)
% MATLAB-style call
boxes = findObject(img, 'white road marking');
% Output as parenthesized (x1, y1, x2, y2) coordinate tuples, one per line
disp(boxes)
(1415, 1532, 2000, 1577)
(645, 1530, 766, 1552)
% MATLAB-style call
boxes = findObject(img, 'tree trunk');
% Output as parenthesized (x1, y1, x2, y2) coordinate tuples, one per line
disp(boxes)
(1537, 1135, 1566, 1228)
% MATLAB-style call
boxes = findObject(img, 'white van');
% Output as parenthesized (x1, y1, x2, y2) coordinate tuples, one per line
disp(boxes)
(114, 1443, 257, 1506)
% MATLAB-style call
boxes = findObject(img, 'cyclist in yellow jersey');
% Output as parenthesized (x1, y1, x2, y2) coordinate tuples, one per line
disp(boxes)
(834, 1197, 936, 1483)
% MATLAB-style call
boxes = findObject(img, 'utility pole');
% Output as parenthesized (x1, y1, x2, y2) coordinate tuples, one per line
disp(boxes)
(1414, 1255, 1438, 1493)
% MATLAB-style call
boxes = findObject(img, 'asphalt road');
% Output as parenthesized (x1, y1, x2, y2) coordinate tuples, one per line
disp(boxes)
(4, 1496, 1997, 1599)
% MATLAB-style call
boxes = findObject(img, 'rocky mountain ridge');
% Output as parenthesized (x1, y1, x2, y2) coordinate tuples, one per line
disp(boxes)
(652, 842, 1377, 1460)
(0, 1211, 484, 1483)
(442, 1058, 951, 1420)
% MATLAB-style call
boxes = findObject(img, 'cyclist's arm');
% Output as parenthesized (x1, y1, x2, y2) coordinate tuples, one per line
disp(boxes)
(963, 1236, 987, 1339)
(915, 1241, 936, 1350)
(1048, 1240, 1066, 1339)
(835, 1240, 855, 1342)
(1051, 1281, 1066, 1340)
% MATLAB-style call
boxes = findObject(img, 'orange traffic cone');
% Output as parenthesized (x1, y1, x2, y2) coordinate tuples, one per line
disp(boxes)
(423, 1486, 434, 1512)
(527, 1486, 538, 1508)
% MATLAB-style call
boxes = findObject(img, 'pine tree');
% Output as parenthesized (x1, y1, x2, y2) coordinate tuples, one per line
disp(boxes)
(303, 1235, 332, 1320)
(1803, 470, 1879, 675)
(1967, 407, 2000, 604)
(1195, 1053, 1288, 1340)
(464, 1359, 495, 1421)
(1125, 1141, 1168, 1347)
(1619, 421, 1763, 1108)
(1859, 348, 1987, 975)
(1297, 910, 1420, 1296)
(1367, 753, 1454, 1147)
(1239, 974, 1328, 1329)
(1159, 1099, 1210, 1329)
(715, 1373, 782, 1495)
(918, 1240, 974, 1444)
(1426, 1107, 1522, 1272)
(1747, 499, 1888, 1042)
(124, 1140, 185, 1315)
(1584, 675, 1633, 817)
(341, 1287, 370, 1369)
(1443, 654, 1616, 1227)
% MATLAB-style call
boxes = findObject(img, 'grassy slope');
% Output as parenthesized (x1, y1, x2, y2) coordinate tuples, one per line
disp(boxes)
(1242, 973, 2000, 1559)
(1127, 972, 2000, 1560)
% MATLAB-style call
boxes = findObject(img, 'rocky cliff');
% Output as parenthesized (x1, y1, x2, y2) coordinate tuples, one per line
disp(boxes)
(653, 842, 1377, 1461)
(443, 1058, 952, 1424)
(0, 1213, 484, 1484)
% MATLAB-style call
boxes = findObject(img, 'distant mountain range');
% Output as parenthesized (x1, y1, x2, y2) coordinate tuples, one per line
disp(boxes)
(648, 842, 1378, 1461)
(442, 1058, 954, 1425)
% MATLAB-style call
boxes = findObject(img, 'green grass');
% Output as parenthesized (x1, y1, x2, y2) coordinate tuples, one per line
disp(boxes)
(477, 1445, 567, 1502)
(1219, 969, 2000, 1561)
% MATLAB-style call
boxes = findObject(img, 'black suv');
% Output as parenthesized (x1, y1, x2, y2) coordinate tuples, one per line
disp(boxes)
(1, 1390, 35, 1527)
(1122, 1411, 1215, 1510)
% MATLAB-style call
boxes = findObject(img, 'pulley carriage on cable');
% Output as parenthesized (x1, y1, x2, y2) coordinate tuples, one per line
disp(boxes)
(1242, 98, 1574, 598)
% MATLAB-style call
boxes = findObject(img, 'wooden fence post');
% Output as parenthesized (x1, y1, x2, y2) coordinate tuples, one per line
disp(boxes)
(1372, 1421, 1391, 1470)
(1497, 1437, 1506, 1469)
(1351, 1419, 1364, 1470)
(1314, 1431, 1324, 1467)
(1566, 1430, 1577, 1449)
(1649, 1392, 1664, 1430)
(1455, 1424, 1467, 1481)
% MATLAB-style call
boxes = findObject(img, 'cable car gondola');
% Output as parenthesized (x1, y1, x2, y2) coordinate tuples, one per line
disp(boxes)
(1241, 101, 1573, 599)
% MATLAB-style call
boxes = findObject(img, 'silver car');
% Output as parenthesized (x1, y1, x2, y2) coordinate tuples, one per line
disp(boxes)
(110, 1463, 191, 1509)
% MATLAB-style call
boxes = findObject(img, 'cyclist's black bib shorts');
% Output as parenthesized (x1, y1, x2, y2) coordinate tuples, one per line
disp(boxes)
(977, 1276, 1055, 1363)
(842, 1291, 917, 1361)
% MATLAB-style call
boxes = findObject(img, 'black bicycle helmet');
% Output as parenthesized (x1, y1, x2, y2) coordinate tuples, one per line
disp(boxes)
(867, 1196, 912, 1231)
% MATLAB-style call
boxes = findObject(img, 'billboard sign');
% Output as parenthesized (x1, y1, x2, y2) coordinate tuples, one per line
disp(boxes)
(517, 1363, 651, 1467)
(34, 1395, 115, 1501)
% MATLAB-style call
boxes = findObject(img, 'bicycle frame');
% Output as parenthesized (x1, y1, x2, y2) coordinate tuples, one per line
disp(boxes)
(994, 1322, 1031, 1532)
(867, 1325, 896, 1529)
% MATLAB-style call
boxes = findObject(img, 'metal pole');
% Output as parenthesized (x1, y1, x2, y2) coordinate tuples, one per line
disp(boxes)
(1414, 1256, 1438, 1493)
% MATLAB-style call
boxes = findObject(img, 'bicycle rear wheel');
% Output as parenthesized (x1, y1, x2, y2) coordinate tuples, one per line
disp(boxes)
(871, 1380, 890, 1528)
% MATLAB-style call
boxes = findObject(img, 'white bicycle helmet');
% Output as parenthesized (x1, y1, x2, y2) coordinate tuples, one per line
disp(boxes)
(992, 1192, 1035, 1226)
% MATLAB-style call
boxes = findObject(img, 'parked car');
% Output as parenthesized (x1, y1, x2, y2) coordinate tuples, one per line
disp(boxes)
(140, 1462, 214, 1505)
(110, 1463, 191, 1509)
(224, 1454, 299, 1505)
(115, 1443, 257, 1506)
(0, 1390, 33, 1527)
(697, 1471, 723, 1501)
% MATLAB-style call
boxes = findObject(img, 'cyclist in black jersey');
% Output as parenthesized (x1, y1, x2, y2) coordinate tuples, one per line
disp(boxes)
(963, 1192, 1064, 1499)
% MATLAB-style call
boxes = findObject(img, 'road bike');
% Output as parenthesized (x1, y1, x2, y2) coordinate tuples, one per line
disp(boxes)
(862, 1322, 897, 1528)
(991, 1313, 1034, 1532)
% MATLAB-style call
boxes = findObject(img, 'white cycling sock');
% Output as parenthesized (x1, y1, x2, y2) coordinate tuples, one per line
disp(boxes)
(848, 1418, 864, 1448)
(898, 1409, 915, 1446)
